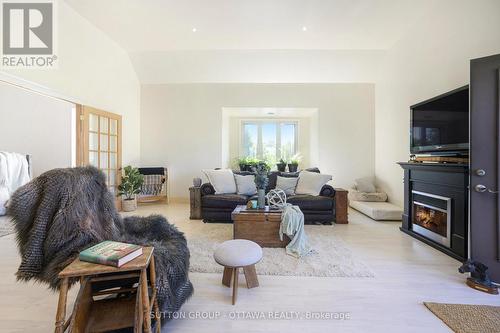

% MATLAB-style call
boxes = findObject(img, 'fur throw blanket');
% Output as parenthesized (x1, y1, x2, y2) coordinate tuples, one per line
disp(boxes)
(7, 166, 193, 318)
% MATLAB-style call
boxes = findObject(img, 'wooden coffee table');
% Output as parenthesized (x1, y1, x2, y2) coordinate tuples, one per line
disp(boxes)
(232, 205, 290, 248)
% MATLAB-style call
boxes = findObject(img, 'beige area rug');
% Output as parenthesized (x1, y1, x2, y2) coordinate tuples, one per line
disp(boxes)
(424, 302, 500, 333)
(187, 223, 374, 277)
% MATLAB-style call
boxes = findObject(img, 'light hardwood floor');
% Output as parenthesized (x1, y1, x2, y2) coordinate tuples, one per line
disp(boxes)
(0, 204, 498, 332)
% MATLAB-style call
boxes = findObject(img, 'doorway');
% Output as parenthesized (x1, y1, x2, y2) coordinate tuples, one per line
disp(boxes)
(76, 106, 122, 208)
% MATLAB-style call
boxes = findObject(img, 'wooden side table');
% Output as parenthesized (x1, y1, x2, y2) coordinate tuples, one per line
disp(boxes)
(55, 247, 160, 333)
(334, 188, 349, 224)
(189, 186, 202, 219)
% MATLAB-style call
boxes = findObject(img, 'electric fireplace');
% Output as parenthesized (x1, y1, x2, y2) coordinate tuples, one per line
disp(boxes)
(411, 190, 451, 247)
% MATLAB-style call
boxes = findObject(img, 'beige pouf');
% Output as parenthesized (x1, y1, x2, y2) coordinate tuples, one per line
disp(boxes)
(214, 239, 263, 305)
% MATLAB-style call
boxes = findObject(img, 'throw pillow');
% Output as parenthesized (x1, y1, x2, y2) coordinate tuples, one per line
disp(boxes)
(295, 171, 332, 196)
(276, 176, 299, 196)
(202, 169, 237, 194)
(355, 177, 376, 193)
(234, 174, 257, 196)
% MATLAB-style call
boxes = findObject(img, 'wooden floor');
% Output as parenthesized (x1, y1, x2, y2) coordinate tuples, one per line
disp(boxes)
(0, 203, 498, 333)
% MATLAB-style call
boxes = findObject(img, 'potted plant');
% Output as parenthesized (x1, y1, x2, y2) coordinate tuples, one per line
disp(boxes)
(287, 153, 302, 172)
(246, 157, 260, 171)
(118, 166, 144, 212)
(276, 158, 287, 172)
(236, 157, 250, 171)
(253, 161, 269, 209)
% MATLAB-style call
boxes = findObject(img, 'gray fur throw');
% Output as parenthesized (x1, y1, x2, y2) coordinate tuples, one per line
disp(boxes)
(7, 166, 193, 318)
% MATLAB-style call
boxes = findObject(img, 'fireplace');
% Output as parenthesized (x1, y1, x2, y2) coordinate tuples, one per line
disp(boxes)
(411, 190, 451, 248)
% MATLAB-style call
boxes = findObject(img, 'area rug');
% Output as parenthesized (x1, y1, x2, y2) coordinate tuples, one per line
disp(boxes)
(424, 302, 500, 333)
(187, 224, 374, 277)
(0, 216, 14, 238)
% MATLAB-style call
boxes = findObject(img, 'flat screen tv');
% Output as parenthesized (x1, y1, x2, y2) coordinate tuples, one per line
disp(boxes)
(410, 86, 469, 154)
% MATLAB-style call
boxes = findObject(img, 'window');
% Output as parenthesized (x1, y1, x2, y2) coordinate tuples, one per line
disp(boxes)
(241, 120, 297, 164)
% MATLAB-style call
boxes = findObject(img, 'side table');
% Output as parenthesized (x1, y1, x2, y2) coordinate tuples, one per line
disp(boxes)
(189, 186, 202, 219)
(334, 188, 349, 224)
(55, 247, 160, 333)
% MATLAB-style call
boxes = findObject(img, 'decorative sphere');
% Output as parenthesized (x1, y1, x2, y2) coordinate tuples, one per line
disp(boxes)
(266, 189, 287, 208)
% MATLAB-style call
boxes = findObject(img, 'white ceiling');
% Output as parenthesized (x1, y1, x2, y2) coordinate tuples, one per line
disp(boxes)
(65, 0, 433, 52)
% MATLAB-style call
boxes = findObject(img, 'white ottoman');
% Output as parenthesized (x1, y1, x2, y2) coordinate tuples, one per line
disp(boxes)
(214, 239, 263, 305)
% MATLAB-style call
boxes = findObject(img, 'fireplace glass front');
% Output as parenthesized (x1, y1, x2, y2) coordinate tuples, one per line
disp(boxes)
(411, 191, 451, 247)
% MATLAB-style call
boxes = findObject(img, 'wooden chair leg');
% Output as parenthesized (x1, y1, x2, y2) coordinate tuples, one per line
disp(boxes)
(55, 277, 69, 333)
(140, 268, 152, 332)
(232, 268, 239, 305)
(243, 265, 259, 289)
(222, 267, 233, 287)
(149, 256, 161, 333)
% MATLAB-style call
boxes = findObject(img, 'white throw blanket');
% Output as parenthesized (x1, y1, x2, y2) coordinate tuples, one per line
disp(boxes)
(279, 204, 313, 258)
(0, 152, 30, 215)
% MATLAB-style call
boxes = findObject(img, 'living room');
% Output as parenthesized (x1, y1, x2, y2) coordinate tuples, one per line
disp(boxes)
(0, 1, 499, 332)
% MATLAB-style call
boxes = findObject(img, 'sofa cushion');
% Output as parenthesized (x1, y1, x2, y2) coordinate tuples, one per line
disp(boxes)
(349, 201, 402, 221)
(276, 176, 299, 196)
(202, 194, 248, 209)
(202, 169, 237, 194)
(234, 174, 257, 196)
(287, 195, 333, 210)
(295, 171, 332, 196)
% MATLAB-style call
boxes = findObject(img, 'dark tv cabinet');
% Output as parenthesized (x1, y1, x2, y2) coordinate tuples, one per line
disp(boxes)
(398, 162, 468, 261)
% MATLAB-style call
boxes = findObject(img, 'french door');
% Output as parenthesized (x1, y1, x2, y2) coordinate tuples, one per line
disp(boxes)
(76, 105, 122, 208)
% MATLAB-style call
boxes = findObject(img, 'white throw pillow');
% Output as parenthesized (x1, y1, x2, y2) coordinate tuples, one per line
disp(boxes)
(295, 171, 332, 196)
(202, 169, 237, 194)
(355, 177, 376, 193)
(276, 176, 299, 196)
(234, 174, 257, 196)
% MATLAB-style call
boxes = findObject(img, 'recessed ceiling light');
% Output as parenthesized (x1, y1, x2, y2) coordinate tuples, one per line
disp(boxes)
(192, 27, 197, 32)
(302, 26, 307, 32)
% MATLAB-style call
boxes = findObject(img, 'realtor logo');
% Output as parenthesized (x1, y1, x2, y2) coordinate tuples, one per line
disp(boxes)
(1, 0, 57, 68)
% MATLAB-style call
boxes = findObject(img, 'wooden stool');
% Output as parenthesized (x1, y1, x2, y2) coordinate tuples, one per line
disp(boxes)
(214, 239, 262, 305)
(55, 247, 160, 333)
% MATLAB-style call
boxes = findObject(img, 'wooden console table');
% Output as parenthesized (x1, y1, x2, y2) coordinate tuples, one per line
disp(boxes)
(55, 247, 160, 333)
(334, 188, 349, 224)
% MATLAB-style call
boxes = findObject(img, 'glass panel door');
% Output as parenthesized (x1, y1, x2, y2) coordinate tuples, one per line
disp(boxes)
(77, 105, 122, 208)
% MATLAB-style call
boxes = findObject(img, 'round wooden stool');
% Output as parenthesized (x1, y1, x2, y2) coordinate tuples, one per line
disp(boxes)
(214, 239, 262, 305)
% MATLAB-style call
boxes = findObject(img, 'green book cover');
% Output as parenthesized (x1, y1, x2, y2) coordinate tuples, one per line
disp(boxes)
(79, 241, 142, 267)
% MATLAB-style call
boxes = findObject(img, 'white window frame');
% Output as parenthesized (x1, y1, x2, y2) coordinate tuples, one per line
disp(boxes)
(239, 119, 299, 161)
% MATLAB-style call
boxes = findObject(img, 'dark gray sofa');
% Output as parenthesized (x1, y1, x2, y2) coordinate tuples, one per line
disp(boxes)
(200, 168, 336, 224)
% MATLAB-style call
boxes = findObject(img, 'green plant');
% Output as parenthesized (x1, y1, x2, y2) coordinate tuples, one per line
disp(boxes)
(236, 156, 250, 165)
(117, 166, 144, 200)
(278, 158, 287, 164)
(289, 153, 303, 165)
(253, 161, 269, 190)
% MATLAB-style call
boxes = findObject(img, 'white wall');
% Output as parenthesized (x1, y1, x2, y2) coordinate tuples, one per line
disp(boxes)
(130, 50, 384, 84)
(141, 83, 375, 199)
(0, 82, 74, 176)
(1, 0, 140, 165)
(375, 0, 500, 207)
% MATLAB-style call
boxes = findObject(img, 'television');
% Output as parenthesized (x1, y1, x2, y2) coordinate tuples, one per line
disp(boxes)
(410, 86, 469, 154)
